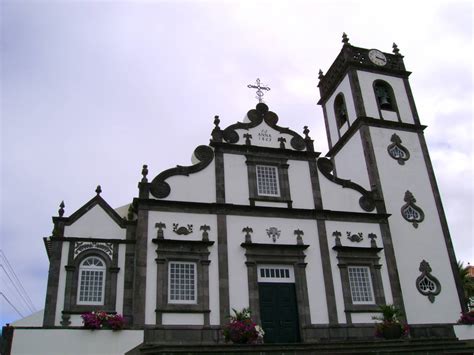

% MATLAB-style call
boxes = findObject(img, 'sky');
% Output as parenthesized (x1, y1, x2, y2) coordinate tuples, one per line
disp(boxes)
(1, 0, 472, 325)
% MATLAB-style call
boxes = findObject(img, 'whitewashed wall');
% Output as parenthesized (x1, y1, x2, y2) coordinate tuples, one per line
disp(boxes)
(64, 204, 126, 239)
(11, 328, 143, 355)
(357, 71, 414, 123)
(370, 126, 460, 323)
(333, 132, 371, 190)
(152, 160, 216, 203)
(288, 160, 315, 209)
(224, 154, 249, 205)
(318, 167, 373, 213)
(145, 211, 219, 325)
(323, 75, 357, 146)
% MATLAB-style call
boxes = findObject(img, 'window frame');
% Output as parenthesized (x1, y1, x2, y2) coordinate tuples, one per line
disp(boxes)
(246, 155, 292, 207)
(348, 265, 375, 305)
(256, 165, 280, 197)
(168, 261, 197, 304)
(77, 256, 106, 305)
(333, 245, 386, 318)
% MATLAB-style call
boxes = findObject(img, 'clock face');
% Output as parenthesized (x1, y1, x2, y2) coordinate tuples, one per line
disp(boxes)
(368, 49, 387, 66)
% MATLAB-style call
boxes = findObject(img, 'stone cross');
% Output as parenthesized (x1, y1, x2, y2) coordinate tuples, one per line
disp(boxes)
(247, 78, 270, 103)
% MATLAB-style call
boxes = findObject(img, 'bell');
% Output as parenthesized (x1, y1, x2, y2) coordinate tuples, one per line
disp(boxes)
(379, 96, 392, 110)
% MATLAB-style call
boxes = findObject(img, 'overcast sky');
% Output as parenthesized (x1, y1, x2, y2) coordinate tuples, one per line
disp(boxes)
(1, 0, 472, 325)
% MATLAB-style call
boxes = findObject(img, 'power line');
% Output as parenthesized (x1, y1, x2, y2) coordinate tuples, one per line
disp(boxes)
(0, 251, 36, 313)
(0, 291, 24, 318)
(0, 250, 36, 311)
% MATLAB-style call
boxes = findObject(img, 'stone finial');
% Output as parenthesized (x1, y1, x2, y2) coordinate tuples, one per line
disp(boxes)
(318, 69, 324, 80)
(303, 126, 311, 140)
(243, 133, 252, 146)
(294, 229, 304, 245)
(155, 222, 166, 239)
(127, 205, 134, 221)
(242, 226, 253, 243)
(95, 185, 102, 195)
(392, 42, 400, 55)
(214, 115, 220, 127)
(332, 231, 342, 246)
(368, 233, 377, 248)
(200, 225, 211, 241)
(278, 137, 286, 149)
(141, 164, 148, 183)
(58, 201, 65, 217)
(342, 32, 350, 45)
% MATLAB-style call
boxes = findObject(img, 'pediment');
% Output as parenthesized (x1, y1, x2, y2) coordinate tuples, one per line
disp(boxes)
(220, 103, 308, 151)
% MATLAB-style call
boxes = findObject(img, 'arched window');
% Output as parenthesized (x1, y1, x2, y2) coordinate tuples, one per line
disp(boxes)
(374, 81, 396, 111)
(77, 256, 106, 305)
(334, 93, 348, 128)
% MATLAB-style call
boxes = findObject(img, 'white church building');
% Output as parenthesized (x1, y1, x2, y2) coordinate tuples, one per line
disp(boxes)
(2, 36, 471, 354)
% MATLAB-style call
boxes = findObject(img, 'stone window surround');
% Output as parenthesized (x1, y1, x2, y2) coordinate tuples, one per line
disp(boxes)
(334, 93, 348, 130)
(61, 247, 120, 325)
(246, 154, 292, 208)
(241, 242, 311, 339)
(333, 245, 386, 320)
(373, 80, 401, 122)
(153, 238, 214, 325)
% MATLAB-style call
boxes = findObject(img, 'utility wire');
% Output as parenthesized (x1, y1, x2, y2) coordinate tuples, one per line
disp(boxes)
(0, 291, 24, 318)
(0, 250, 36, 312)
(0, 265, 35, 314)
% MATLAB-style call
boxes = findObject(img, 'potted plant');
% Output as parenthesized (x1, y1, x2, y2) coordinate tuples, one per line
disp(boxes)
(457, 310, 474, 324)
(222, 308, 264, 344)
(81, 311, 125, 330)
(372, 304, 408, 339)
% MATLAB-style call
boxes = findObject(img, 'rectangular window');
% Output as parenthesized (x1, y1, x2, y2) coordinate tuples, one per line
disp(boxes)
(78, 269, 104, 304)
(256, 165, 280, 196)
(348, 266, 374, 304)
(169, 262, 197, 304)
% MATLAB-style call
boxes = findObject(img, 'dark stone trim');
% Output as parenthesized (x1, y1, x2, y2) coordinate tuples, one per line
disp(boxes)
(43, 238, 64, 326)
(53, 195, 126, 228)
(210, 141, 321, 160)
(133, 206, 148, 325)
(321, 104, 333, 150)
(61, 242, 76, 325)
(0, 325, 14, 355)
(358, 125, 406, 318)
(333, 245, 386, 323)
(317, 157, 376, 212)
(318, 44, 409, 103)
(240, 242, 310, 341)
(49, 237, 135, 244)
(150, 145, 214, 199)
(153, 239, 213, 325)
(216, 215, 230, 324)
(348, 69, 366, 118)
(417, 132, 467, 312)
(317, 221, 338, 324)
(222, 103, 306, 151)
(326, 116, 426, 158)
(246, 155, 292, 207)
(123, 224, 136, 325)
(403, 77, 422, 126)
(134, 197, 391, 223)
(214, 148, 225, 204)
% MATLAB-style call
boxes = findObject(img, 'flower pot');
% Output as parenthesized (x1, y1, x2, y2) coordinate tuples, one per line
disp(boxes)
(382, 323, 403, 339)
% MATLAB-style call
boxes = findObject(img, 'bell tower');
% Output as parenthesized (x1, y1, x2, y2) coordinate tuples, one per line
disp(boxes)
(317, 33, 466, 323)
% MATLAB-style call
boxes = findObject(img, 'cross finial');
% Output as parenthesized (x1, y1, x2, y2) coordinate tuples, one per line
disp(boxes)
(247, 78, 270, 103)
(342, 32, 350, 45)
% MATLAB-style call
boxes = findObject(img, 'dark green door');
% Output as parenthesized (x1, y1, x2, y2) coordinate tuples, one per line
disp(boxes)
(258, 283, 300, 343)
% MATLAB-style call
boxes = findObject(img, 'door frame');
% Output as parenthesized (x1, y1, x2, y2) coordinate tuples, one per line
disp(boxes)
(241, 242, 311, 341)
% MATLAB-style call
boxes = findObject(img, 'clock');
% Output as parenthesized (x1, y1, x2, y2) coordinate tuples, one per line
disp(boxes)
(368, 49, 387, 66)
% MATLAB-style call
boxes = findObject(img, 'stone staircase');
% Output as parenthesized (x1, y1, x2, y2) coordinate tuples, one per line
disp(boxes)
(129, 337, 474, 354)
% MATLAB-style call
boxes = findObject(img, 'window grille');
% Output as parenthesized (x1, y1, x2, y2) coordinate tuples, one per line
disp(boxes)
(78, 256, 105, 305)
(348, 266, 374, 304)
(402, 205, 420, 221)
(256, 165, 279, 196)
(388, 145, 407, 159)
(257, 265, 294, 283)
(169, 262, 196, 303)
(418, 275, 437, 292)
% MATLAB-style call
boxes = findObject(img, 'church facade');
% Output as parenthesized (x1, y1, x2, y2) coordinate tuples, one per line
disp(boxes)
(4, 37, 469, 353)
